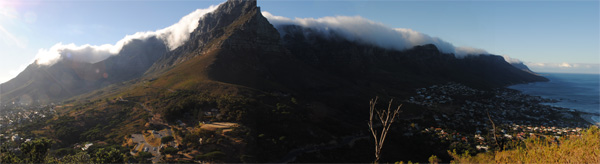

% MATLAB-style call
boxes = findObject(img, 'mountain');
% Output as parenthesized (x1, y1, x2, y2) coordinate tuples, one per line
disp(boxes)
(278, 25, 548, 89)
(0, 0, 547, 105)
(0, 37, 167, 104)
(128, 1, 549, 161)
(143, 0, 548, 107)
(511, 62, 538, 74)
(1, 0, 552, 162)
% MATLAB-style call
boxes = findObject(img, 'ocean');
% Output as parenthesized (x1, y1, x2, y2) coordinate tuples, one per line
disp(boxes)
(508, 73, 600, 124)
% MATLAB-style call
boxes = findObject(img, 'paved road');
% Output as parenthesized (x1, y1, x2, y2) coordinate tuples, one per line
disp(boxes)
(131, 134, 144, 143)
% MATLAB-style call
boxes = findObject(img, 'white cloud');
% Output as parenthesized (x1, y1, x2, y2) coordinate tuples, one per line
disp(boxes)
(526, 62, 600, 74)
(34, 3, 220, 66)
(558, 62, 572, 68)
(531, 63, 545, 67)
(34, 43, 114, 65)
(502, 55, 523, 64)
(262, 11, 488, 57)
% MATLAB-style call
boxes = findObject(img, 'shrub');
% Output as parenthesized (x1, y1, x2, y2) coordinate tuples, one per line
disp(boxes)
(450, 126, 600, 163)
(195, 151, 225, 161)
(161, 136, 174, 144)
(91, 148, 124, 163)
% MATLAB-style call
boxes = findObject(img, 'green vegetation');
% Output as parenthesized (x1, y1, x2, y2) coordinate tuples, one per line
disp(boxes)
(160, 146, 178, 155)
(450, 126, 600, 163)
(155, 90, 254, 123)
(91, 147, 125, 163)
(136, 151, 153, 163)
(195, 151, 225, 161)
(0, 138, 130, 164)
(46, 152, 91, 163)
(52, 116, 82, 145)
(428, 155, 441, 164)
(20, 138, 54, 163)
(161, 136, 175, 143)
(0, 138, 53, 163)
(28, 99, 147, 146)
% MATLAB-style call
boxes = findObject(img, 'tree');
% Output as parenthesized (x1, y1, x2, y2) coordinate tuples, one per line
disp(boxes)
(59, 151, 91, 163)
(428, 155, 441, 164)
(137, 151, 153, 159)
(91, 148, 124, 163)
(161, 136, 174, 144)
(195, 151, 225, 161)
(20, 138, 54, 163)
(368, 97, 402, 163)
(0, 146, 21, 163)
(160, 146, 178, 155)
(486, 109, 502, 149)
(136, 151, 153, 163)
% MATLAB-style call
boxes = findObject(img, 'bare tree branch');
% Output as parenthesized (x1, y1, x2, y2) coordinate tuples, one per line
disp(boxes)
(368, 97, 402, 163)
(486, 109, 501, 149)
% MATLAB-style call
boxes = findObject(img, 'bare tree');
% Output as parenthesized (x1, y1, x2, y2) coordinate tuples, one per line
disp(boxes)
(368, 97, 402, 163)
(486, 109, 501, 149)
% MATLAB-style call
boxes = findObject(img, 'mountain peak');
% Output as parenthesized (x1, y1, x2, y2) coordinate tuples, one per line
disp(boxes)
(221, 0, 256, 13)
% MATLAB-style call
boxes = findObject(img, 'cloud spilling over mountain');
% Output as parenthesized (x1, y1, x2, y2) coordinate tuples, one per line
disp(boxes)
(503, 55, 524, 64)
(34, 4, 221, 66)
(262, 11, 488, 56)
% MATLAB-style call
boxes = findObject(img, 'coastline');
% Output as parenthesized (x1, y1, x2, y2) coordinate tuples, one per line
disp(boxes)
(579, 113, 600, 126)
(508, 72, 599, 127)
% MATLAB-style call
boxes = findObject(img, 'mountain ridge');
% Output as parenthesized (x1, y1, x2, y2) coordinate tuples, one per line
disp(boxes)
(0, 0, 548, 105)
(0, 37, 167, 104)
(0, 0, 569, 163)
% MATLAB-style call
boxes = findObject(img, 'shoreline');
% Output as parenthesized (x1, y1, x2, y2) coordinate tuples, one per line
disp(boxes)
(508, 73, 599, 126)
(579, 113, 600, 126)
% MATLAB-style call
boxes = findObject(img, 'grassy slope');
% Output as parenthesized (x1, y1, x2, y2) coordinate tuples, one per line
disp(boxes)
(450, 126, 600, 163)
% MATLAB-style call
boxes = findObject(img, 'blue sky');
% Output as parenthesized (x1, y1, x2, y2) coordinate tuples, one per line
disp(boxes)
(1, 0, 598, 83)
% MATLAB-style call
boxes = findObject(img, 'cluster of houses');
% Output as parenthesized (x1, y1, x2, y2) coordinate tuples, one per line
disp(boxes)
(406, 83, 592, 152)
(0, 104, 55, 145)
(407, 83, 588, 130)
(130, 129, 178, 163)
(408, 83, 482, 108)
(422, 123, 587, 153)
(0, 104, 54, 126)
(510, 124, 585, 137)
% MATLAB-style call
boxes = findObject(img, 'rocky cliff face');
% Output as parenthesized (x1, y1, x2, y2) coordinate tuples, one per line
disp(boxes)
(277, 24, 548, 90)
(145, 0, 326, 92)
(511, 62, 537, 74)
(146, 0, 262, 74)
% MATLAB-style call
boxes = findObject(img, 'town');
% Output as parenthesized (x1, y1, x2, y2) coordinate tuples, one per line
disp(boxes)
(0, 103, 55, 146)
(404, 83, 593, 153)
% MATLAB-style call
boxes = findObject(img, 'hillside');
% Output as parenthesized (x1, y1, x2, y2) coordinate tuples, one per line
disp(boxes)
(0, 37, 167, 104)
(0, 0, 560, 163)
(450, 126, 599, 163)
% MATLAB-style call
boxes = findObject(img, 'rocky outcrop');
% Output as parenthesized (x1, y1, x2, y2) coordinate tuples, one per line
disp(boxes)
(146, 0, 263, 74)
